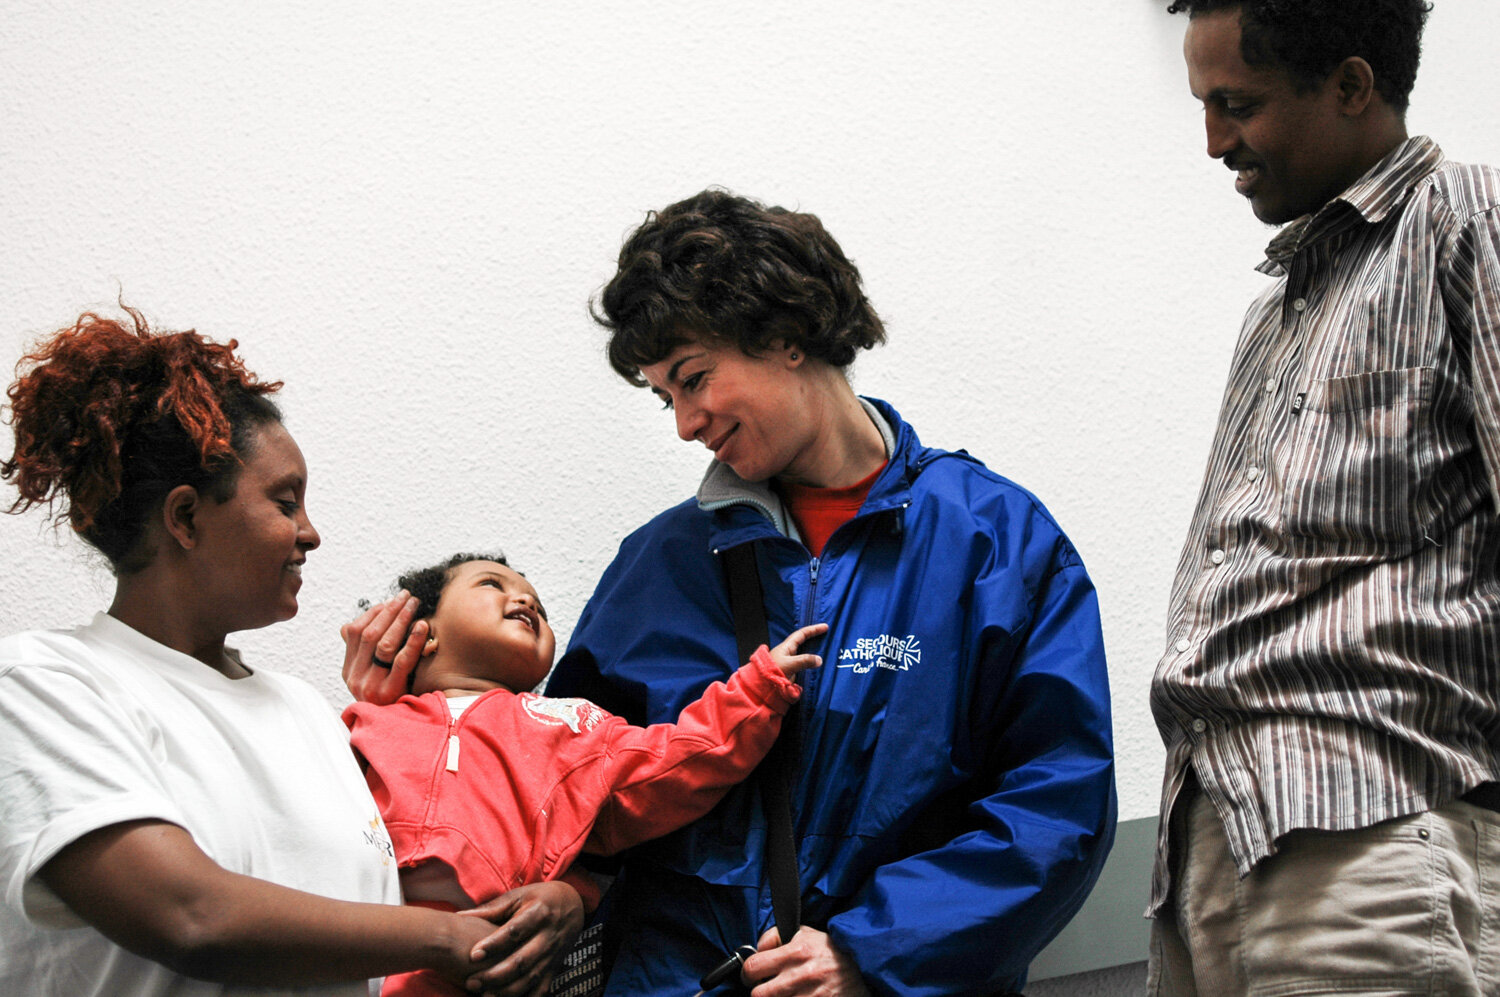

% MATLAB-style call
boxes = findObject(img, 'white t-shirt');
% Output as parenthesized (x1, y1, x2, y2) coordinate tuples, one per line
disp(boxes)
(0, 613, 401, 997)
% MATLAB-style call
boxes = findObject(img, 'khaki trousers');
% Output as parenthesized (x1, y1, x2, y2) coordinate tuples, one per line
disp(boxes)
(1148, 786, 1500, 997)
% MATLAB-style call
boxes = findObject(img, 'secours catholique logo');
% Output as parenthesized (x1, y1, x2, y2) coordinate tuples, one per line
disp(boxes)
(836, 634, 922, 674)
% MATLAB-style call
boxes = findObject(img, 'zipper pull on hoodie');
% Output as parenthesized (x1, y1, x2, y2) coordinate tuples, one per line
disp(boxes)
(446, 714, 461, 773)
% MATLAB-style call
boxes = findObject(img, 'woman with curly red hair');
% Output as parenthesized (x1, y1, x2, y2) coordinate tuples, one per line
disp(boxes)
(0, 307, 581, 997)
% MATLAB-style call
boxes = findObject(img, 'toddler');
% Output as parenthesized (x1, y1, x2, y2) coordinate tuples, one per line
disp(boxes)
(342, 553, 823, 996)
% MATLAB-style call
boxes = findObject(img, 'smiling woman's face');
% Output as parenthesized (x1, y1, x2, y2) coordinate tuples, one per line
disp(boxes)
(427, 559, 555, 692)
(639, 337, 820, 485)
(187, 420, 319, 635)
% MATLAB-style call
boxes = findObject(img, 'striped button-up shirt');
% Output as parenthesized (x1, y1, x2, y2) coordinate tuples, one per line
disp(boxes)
(1149, 137, 1500, 914)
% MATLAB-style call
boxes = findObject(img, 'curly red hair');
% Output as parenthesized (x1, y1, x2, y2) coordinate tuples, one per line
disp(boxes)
(3, 305, 283, 570)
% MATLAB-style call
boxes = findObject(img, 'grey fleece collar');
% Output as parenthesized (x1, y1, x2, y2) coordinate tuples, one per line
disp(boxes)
(695, 397, 896, 538)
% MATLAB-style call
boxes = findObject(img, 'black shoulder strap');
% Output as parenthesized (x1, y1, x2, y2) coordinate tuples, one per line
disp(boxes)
(722, 543, 802, 941)
(724, 542, 769, 668)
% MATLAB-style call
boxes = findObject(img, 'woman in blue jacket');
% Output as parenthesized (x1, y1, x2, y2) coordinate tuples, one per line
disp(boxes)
(344, 189, 1116, 995)
(546, 189, 1117, 997)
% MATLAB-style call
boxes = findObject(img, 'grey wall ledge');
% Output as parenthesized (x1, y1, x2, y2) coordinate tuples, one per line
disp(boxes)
(1029, 815, 1157, 982)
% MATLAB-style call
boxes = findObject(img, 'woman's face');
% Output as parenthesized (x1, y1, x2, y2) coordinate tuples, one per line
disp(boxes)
(189, 421, 320, 634)
(640, 338, 815, 484)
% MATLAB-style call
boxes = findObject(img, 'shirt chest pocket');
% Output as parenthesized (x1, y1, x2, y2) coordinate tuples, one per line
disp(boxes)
(1278, 366, 1436, 546)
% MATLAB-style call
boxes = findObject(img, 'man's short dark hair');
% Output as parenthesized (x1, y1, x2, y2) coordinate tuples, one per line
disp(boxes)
(1166, 0, 1433, 112)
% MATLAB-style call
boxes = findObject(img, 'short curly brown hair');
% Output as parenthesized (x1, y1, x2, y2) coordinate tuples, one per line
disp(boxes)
(596, 188, 886, 386)
(3, 305, 283, 573)
(1166, 0, 1432, 112)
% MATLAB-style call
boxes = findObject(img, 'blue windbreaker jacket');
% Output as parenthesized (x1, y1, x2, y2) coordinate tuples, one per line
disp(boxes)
(546, 399, 1115, 997)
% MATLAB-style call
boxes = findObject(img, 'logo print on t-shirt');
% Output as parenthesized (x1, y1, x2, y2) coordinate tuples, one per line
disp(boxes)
(364, 811, 395, 864)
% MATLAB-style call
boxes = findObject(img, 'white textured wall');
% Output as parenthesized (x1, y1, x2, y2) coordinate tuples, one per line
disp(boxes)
(3, 4, 1498, 993)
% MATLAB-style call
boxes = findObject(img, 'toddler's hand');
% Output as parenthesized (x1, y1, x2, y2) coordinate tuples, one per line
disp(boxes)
(769, 623, 828, 677)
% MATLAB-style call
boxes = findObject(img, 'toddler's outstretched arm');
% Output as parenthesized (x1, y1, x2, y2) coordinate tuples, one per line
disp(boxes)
(570, 631, 821, 858)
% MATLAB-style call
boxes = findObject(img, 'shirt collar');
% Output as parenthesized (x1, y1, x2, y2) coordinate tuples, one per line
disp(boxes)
(696, 396, 898, 538)
(1257, 135, 1444, 275)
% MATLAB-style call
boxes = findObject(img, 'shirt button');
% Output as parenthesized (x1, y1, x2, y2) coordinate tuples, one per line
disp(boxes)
(1264, 378, 1277, 393)
(1293, 297, 1307, 312)
(1209, 549, 1226, 565)
(1191, 718, 1208, 733)
(1247, 465, 1261, 482)
(1174, 638, 1190, 653)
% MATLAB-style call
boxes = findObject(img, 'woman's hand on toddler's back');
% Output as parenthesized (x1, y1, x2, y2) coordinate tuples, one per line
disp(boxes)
(769, 623, 828, 677)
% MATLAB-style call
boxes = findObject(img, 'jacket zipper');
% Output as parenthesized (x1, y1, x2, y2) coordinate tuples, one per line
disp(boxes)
(797, 555, 823, 723)
(804, 556, 820, 628)
(445, 712, 460, 773)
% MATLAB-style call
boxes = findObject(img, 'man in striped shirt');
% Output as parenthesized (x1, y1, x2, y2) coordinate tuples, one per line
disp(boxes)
(1149, 2, 1500, 994)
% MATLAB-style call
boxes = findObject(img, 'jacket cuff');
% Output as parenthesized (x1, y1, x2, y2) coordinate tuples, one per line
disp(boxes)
(744, 645, 802, 708)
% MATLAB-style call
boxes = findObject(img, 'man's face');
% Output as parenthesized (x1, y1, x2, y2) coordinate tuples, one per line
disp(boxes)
(1184, 9, 1355, 225)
